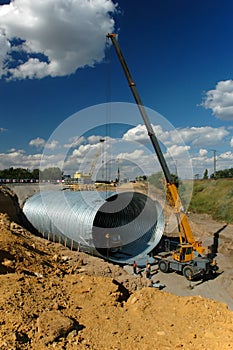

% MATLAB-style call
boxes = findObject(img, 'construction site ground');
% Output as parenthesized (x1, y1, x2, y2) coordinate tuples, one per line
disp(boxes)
(0, 185, 233, 349)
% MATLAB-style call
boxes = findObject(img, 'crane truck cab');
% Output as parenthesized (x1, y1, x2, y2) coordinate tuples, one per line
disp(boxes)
(173, 243, 194, 263)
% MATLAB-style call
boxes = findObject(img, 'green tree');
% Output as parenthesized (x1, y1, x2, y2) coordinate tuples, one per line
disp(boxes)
(0, 167, 31, 179)
(135, 175, 147, 182)
(31, 168, 39, 179)
(210, 168, 233, 179)
(203, 169, 208, 179)
(171, 173, 180, 188)
(40, 167, 63, 181)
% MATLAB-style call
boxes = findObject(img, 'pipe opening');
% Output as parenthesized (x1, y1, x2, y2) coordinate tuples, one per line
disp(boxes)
(92, 191, 163, 263)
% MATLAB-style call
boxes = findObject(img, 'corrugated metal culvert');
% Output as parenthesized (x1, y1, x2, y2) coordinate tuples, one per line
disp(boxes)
(23, 190, 164, 265)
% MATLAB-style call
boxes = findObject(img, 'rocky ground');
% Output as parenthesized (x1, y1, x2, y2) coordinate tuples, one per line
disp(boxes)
(0, 185, 233, 349)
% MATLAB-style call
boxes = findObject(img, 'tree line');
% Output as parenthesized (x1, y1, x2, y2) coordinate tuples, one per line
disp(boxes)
(1, 166, 233, 183)
(0, 167, 63, 181)
(203, 168, 233, 179)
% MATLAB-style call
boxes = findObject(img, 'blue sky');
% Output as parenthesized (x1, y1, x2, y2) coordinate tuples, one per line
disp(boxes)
(0, 0, 233, 180)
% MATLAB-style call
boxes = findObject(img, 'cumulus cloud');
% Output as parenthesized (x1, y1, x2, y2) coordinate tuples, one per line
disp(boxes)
(29, 137, 60, 152)
(29, 137, 46, 148)
(123, 124, 170, 145)
(122, 124, 229, 149)
(44, 140, 59, 150)
(72, 143, 96, 158)
(118, 149, 145, 161)
(70, 136, 110, 156)
(202, 80, 233, 121)
(0, 28, 10, 76)
(0, 127, 7, 133)
(121, 123, 232, 178)
(88, 135, 106, 144)
(0, 149, 42, 169)
(0, 146, 65, 170)
(165, 144, 190, 158)
(64, 136, 86, 149)
(123, 124, 148, 143)
(199, 148, 208, 156)
(0, 0, 117, 80)
(116, 149, 161, 177)
(218, 151, 233, 160)
(1, 121, 232, 178)
(171, 126, 229, 147)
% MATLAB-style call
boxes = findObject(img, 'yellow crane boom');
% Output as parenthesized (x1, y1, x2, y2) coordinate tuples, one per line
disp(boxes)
(106, 33, 205, 255)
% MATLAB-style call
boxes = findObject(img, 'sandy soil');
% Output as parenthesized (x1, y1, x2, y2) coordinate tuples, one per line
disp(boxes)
(0, 185, 233, 349)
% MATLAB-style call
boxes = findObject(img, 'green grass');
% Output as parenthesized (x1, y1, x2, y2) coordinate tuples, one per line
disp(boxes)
(189, 179, 233, 223)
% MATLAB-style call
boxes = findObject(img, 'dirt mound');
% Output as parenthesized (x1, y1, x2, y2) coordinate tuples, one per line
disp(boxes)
(0, 186, 22, 223)
(0, 186, 233, 349)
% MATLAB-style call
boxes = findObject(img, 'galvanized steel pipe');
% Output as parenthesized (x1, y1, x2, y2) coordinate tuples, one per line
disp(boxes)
(23, 190, 164, 265)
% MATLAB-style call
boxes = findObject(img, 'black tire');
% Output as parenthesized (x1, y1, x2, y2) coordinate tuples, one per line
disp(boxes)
(183, 266, 194, 280)
(158, 260, 169, 273)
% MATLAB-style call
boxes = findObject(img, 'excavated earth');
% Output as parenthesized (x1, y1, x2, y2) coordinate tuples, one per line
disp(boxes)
(0, 185, 233, 350)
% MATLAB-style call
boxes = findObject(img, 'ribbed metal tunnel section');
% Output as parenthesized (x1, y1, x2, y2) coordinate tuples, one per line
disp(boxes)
(23, 190, 164, 264)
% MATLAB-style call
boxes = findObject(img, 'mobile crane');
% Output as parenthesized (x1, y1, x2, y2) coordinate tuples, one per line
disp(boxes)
(106, 33, 218, 280)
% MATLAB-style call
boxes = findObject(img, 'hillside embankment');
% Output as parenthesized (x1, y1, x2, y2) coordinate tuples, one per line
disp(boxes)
(189, 178, 233, 223)
(0, 185, 233, 349)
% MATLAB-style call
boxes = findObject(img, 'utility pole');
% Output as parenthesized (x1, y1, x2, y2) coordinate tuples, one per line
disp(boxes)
(116, 158, 120, 183)
(213, 150, 217, 179)
(175, 160, 178, 176)
(100, 138, 105, 180)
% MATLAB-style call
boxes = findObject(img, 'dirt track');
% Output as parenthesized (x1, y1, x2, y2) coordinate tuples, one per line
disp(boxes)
(1, 185, 233, 349)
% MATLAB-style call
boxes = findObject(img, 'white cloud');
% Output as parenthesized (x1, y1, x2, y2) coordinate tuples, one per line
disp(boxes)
(71, 136, 108, 156)
(66, 141, 103, 171)
(1, 121, 232, 179)
(218, 151, 233, 160)
(122, 124, 147, 143)
(44, 140, 59, 150)
(118, 149, 145, 161)
(122, 124, 167, 144)
(171, 126, 229, 147)
(199, 148, 208, 156)
(72, 143, 95, 158)
(202, 80, 233, 121)
(64, 136, 86, 149)
(0, 149, 42, 170)
(116, 149, 160, 177)
(88, 135, 106, 144)
(0, 127, 7, 133)
(63, 135, 107, 149)
(0, 28, 10, 76)
(122, 124, 229, 149)
(165, 144, 190, 158)
(29, 137, 46, 148)
(0, 0, 117, 80)
(121, 123, 232, 178)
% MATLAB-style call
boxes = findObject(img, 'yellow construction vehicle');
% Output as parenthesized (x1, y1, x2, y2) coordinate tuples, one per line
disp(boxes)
(73, 138, 105, 181)
(107, 33, 218, 280)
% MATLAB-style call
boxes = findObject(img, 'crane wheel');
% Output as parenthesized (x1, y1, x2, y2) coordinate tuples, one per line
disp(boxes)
(183, 266, 194, 280)
(158, 260, 169, 273)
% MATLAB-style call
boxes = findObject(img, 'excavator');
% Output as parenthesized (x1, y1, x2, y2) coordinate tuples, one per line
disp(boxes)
(106, 33, 218, 280)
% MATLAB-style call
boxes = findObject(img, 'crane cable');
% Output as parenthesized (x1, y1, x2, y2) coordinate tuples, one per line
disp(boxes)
(104, 36, 112, 195)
